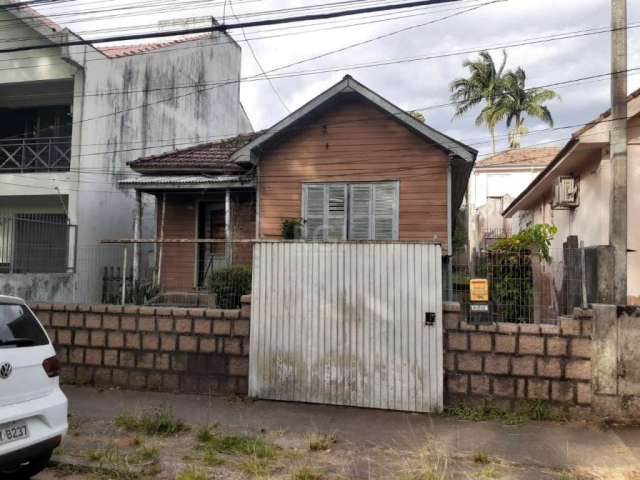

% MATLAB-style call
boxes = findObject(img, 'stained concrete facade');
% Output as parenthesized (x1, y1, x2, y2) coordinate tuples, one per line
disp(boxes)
(0, 4, 252, 302)
(505, 92, 640, 305)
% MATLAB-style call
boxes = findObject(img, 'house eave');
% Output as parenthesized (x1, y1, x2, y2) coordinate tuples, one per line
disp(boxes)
(503, 140, 606, 217)
(231, 75, 478, 166)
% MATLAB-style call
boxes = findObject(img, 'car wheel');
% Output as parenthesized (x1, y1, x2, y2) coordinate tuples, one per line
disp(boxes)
(0, 450, 53, 479)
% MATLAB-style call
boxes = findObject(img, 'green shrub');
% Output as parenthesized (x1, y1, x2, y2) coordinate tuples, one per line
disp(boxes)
(484, 224, 557, 323)
(115, 407, 188, 436)
(207, 265, 252, 309)
(281, 218, 305, 239)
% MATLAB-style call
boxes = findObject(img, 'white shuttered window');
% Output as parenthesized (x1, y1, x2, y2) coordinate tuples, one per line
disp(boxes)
(303, 182, 398, 240)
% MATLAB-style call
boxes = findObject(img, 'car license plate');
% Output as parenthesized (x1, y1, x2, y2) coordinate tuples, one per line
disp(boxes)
(0, 421, 29, 445)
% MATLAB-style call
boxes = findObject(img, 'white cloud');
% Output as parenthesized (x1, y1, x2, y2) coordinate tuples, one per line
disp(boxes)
(42, 0, 640, 155)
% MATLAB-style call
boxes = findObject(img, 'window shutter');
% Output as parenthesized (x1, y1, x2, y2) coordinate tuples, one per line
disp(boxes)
(349, 184, 371, 240)
(326, 184, 347, 240)
(372, 182, 398, 240)
(303, 184, 326, 240)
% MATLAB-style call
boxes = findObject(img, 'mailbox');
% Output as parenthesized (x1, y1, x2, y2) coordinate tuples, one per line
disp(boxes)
(469, 278, 491, 324)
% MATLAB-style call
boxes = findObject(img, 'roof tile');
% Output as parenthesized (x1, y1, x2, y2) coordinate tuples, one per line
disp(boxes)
(476, 147, 560, 167)
(128, 132, 260, 173)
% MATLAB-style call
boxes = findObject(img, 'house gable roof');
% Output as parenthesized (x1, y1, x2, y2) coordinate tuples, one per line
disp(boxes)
(231, 75, 478, 165)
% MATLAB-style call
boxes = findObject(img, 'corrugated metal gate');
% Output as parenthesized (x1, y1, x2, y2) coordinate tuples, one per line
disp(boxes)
(249, 241, 443, 412)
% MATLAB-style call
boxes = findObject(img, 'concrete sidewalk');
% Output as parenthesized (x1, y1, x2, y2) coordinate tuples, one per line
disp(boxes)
(63, 385, 640, 474)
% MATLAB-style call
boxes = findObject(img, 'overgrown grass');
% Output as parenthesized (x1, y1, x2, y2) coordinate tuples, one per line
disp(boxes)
(400, 447, 449, 480)
(176, 466, 208, 480)
(202, 447, 224, 466)
(115, 407, 188, 436)
(82, 443, 159, 480)
(307, 433, 336, 451)
(195, 425, 215, 443)
(198, 432, 277, 459)
(474, 466, 498, 479)
(292, 466, 324, 480)
(472, 452, 490, 464)
(439, 400, 568, 425)
(241, 455, 273, 477)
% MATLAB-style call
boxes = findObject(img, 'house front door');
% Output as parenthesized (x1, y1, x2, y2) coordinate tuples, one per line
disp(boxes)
(197, 198, 227, 286)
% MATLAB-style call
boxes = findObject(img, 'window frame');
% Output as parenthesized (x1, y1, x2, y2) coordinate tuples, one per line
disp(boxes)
(301, 181, 400, 241)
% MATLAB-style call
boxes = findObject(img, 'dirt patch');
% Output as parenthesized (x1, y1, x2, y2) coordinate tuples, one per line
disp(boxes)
(36, 408, 638, 480)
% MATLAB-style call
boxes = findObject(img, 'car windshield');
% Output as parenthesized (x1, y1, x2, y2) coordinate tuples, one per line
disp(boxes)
(0, 303, 49, 348)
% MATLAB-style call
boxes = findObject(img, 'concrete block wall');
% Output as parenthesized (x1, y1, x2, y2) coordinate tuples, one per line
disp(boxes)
(443, 302, 592, 409)
(31, 296, 251, 395)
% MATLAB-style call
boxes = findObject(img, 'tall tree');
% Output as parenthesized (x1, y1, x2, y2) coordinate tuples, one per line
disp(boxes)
(489, 67, 557, 148)
(449, 50, 507, 153)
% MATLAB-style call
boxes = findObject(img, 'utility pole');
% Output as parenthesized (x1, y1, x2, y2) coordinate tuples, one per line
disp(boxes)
(610, 0, 628, 305)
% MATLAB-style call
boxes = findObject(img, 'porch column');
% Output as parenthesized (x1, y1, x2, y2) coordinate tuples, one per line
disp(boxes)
(225, 188, 231, 264)
(133, 189, 143, 284)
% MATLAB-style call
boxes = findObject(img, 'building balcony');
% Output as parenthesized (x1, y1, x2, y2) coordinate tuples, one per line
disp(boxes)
(0, 136, 72, 173)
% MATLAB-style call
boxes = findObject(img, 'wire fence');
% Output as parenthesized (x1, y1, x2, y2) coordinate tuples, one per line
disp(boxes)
(449, 247, 587, 324)
(96, 240, 253, 309)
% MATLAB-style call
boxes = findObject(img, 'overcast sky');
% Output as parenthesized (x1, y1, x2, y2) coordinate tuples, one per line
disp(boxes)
(41, 0, 640, 157)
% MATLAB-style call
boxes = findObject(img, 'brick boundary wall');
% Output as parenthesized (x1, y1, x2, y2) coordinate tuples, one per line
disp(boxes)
(443, 302, 592, 409)
(31, 296, 252, 395)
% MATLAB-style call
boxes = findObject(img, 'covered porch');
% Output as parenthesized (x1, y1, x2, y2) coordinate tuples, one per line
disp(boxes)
(120, 175, 256, 298)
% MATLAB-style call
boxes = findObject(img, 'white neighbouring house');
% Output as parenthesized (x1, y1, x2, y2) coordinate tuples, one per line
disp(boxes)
(503, 88, 640, 306)
(0, 1, 252, 302)
(467, 147, 559, 253)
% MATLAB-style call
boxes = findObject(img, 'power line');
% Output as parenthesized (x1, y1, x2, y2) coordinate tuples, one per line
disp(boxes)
(4, 113, 627, 189)
(2, 58, 637, 144)
(228, 0, 290, 113)
(0, 0, 469, 53)
(0, 1, 493, 142)
(0, 1, 480, 55)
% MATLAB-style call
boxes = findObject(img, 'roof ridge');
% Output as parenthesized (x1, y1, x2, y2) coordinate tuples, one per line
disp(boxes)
(128, 132, 258, 166)
(5, 0, 64, 34)
(98, 33, 213, 58)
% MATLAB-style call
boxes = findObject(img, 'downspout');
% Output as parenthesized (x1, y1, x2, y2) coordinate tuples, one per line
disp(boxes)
(255, 163, 261, 239)
(225, 188, 231, 265)
(446, 157, 454, 300)
(71, 47, 87, 303)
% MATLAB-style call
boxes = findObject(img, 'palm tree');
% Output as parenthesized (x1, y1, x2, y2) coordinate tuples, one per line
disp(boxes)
(450, 50, 507, 153)
(490, 67, 557, 148)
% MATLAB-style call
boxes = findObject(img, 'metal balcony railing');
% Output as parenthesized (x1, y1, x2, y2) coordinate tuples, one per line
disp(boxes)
(0, 136, 72, 173)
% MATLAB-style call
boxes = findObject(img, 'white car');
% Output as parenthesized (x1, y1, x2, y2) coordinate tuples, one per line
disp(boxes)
(0, 296, 68, 479)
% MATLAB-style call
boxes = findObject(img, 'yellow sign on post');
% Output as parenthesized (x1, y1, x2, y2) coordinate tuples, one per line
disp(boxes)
(469, 278, 489, 302)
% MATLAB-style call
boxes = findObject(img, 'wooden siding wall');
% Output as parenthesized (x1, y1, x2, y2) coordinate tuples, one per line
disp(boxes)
(158, 194, 198, 291)
(157, 192, 256, 292)
(258, 97, 450, 244)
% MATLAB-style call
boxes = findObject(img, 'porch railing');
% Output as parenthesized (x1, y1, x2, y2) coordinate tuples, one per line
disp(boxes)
(0, 136, 72, 173)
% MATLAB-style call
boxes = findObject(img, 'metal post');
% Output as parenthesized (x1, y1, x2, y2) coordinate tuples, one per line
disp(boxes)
(132, 189, 143, 284)
(580, 241, 588, 309)
(156, 194, 166, 287)
(610, 0, 628, 305)
(225, 188, 231, 265)
(121, 247, 128, 305)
